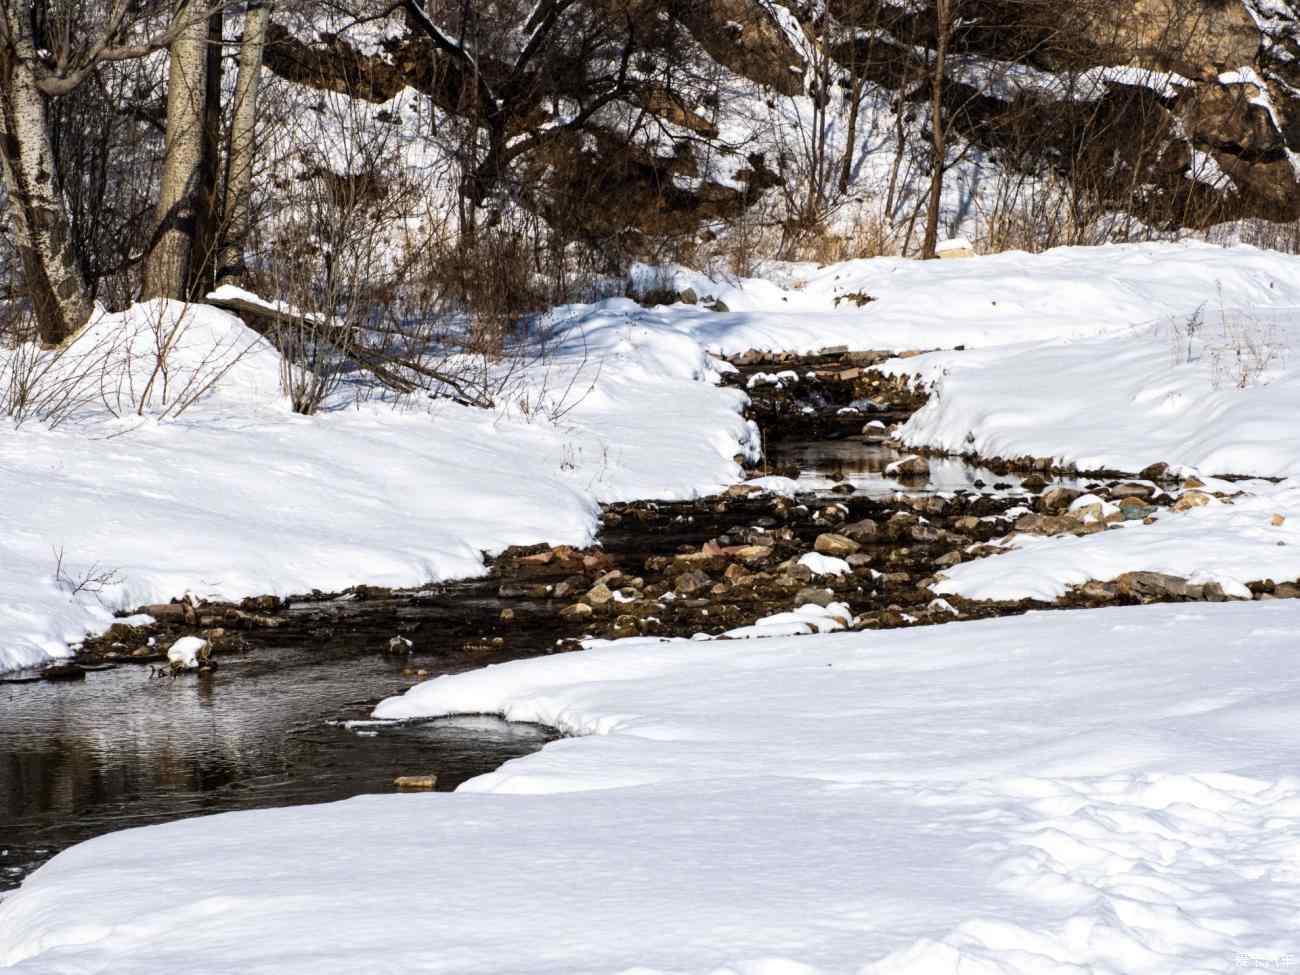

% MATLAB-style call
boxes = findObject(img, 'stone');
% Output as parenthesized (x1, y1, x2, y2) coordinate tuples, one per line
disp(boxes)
(675, 570, 712, 594)
(1041, 486, 1082, 512)
(933, 551, 962, 568)
(387, 635, 413, 654)
(887, 455, 931, 477)
(814, 533, 860, 557)
(393, 775, 437, 790)
(1116, 571, 1190, 599)
(1183, 476, 1206, 489)
(1014, 513, 1077, 535)
(862, 420, 888, 442)
(734, 544, 773, 565)
(1173, 491, 1213, 512)
(1272, 514, 1287, 527)
(42, 664, 87, 681)
(679, 287, 698, 304)
(794, 587, 835, 607)
(830, 483, 856, 495)
(1110, 482, 1155, 499)
(1020, 473, 1049, 491)
(499, 608, 515, 622)
(1139, 462, 1170, 481)
(954, 516, 981, 532)
(841, 519, 878, 541)
(560, 602, 593, 620)
(583, 582, 615, 606)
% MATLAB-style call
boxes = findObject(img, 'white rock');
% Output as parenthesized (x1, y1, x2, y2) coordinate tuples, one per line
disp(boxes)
(167, 636, 208, 669)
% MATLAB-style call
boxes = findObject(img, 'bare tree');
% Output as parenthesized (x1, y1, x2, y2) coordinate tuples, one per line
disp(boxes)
(142, 0, 212, 299)
(921, 0, 955, 260)
(216, 0, 271, 288)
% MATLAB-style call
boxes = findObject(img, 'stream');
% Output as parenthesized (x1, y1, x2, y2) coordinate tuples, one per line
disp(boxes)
(0, 353, 1050, 895)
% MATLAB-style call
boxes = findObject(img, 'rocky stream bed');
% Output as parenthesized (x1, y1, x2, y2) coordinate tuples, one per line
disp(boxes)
(4, 345, 1297, 893)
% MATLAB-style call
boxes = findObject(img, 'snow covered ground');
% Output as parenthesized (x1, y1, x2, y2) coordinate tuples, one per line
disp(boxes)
(5, 600, 1300, 973)
(5, 242, 1300, 673)
(0, 299, 754, 672)
(937, 480, 1300, 602)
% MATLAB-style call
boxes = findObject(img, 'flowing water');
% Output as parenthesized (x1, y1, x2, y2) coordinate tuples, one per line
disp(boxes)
(0, 433, 1014, 896)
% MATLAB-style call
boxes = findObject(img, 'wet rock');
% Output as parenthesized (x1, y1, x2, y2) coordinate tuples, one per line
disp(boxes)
(387, 635, 413, 654)
(830, 483, 856, 495)
(394, 775, 437, 790)
(862, 420, 889, 442)
(886, 455, 930, 477)
(42, 664, 87, 681)
(814, 533, 860, 557)
(560, 602, 594, 620)
(1020, 473, 1049, 491)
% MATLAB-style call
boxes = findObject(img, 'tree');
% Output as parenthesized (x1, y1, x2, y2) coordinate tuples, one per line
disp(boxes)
(216, 0, 270, 288)
(142, 0, 213, 299)
(921, 0, 955, 260)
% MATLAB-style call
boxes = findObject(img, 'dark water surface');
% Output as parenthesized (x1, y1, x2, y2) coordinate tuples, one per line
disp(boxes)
(1, 639, 557, 893)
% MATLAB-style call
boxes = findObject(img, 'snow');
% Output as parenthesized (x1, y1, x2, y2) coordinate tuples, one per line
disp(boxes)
(0, 298, 755, 673)
(7, 243, 1300, 673)
(6, 601, 1300, 972)
(622, 241, 1300, 356)
(165, 635, 207, 669)
(882, 300, 1300, 477)
(935, 481, 1300, 602)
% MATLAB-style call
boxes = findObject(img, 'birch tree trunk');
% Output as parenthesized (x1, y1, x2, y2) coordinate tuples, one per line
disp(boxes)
(142, 1, 210, 300)
(921, 0, 952, 261)
(0, 24, 95, 346)
(217, 0, 271, 288)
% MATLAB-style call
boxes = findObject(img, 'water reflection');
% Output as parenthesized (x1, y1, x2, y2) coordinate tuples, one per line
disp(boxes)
(0, 646, 557, 892)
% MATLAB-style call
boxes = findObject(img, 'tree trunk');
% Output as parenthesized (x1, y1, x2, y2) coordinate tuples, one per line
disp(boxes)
(217, 1, 270, 289)
(0, 38, 95, 346)
(188, 8, 225, 299)
(921, 0, 952, 261)
(142, 0, 210, 300)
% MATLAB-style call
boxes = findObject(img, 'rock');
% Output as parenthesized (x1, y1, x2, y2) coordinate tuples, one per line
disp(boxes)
(1173, 491, 1213, 512)
(886, 455, 930, 477)
(1014, 513, 1077, 535)
(794, 587, 835, 607)
(1275, 583, 1300, 599)
(1020, 473, 1049, 491)
(393, 774, 437, 790)
(1139, 462, 1171, 481)
(1272, 514, 1287, 527)
(387, 635, 413, 654)
(706, 299, 730, 313)
(42, 664, 87, 681)
(862, 420, 888, 442)
(1041, 486, 1083, 512)
(583, 582, 615, 606)
(724, 483, 763, 498)
(1110, 482, 1155, 499)
(830, 483, 855, 495)
(933, 551, 962, 568)
(814, 533, 860, 557)
(954, 515, 981, 532)
(1116, 571, 1190, 600)
(1078, 580, 1118, 603)
(167, 636, 209, 669)
(560, 602, 594, 620)
(499, 608, 515, 622)
(1202, 582, 1228, 602)
(679, 287, 698, 304)
(1183, 476, 1206, 489)
(841, 519, 878, 541)
(675, 570, 712, 594)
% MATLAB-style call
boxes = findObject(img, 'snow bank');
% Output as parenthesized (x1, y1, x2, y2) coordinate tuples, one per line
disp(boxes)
(937, 481, 1300, 601)
(0, 299, 754, 672)
(6, 601, 1300, 972)
(624, 241, 1300, 356)
(885, 308, 1300, 477)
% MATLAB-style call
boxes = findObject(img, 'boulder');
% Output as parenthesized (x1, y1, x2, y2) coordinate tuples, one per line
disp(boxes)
(814, 533, 860, 557)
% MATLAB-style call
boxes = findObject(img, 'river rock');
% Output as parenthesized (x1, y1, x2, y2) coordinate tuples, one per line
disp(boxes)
(583, 582, 615, 607)
(1014, 513, 1077, 535)
(675, 570, 712, 595)
(560, 602, 593, 620)
(794, 587, 835, 607)
(814, 533, 860, 557)
(1041, 486, 1083, 512)
(1110, 482, 1155, 499)
(887, 455, 930, 477)
(1139, 462, 1171, 481)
